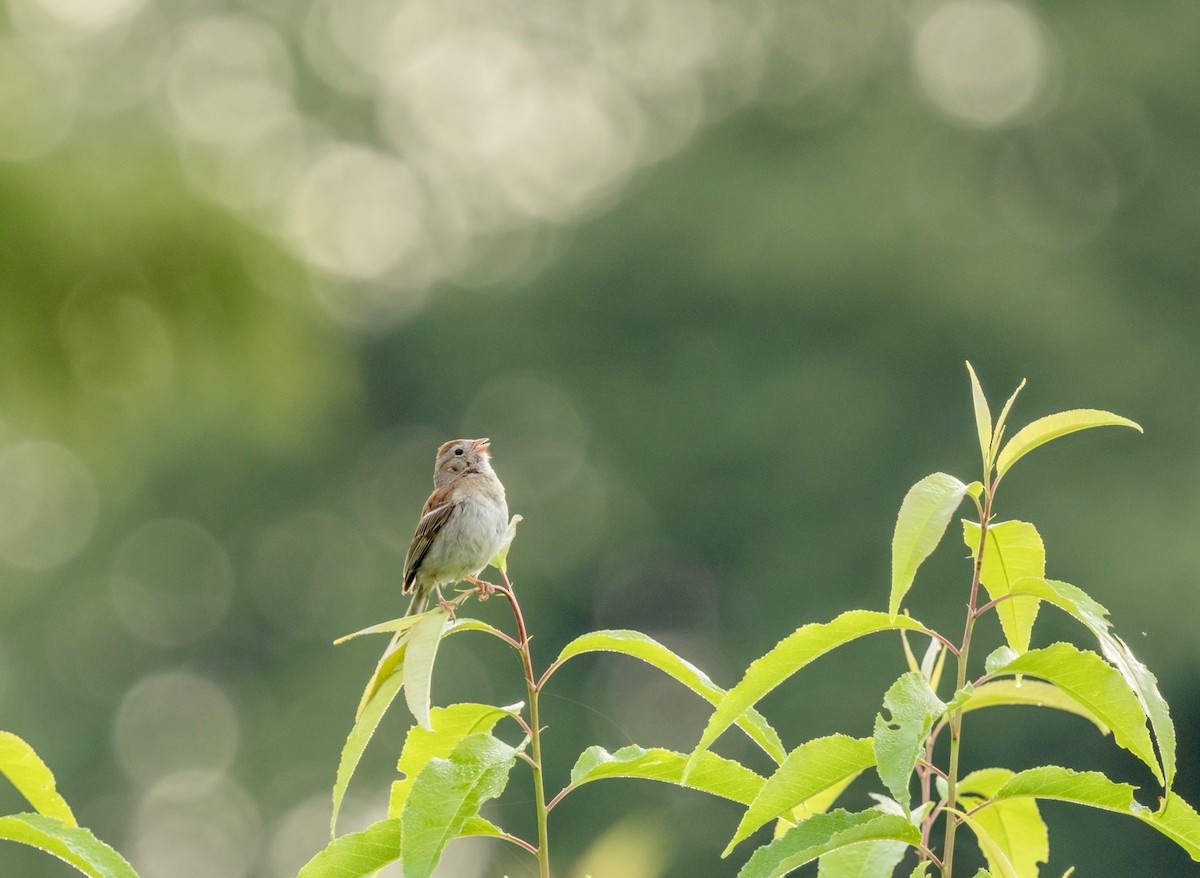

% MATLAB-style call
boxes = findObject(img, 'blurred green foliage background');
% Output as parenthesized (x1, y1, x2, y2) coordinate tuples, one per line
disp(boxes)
(1, 0, 1197, 875)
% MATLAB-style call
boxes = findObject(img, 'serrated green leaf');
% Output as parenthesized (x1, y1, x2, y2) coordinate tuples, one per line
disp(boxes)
(402, 608, 449, 730)
(389, 703, 518, 818)
(1003, 577, 1175, 788)
(487, 514, 523, 572)
(960, 679, 1109, 735)
(400, 733, 518, 878)
(334, 612, 431, 645)
(737, 810, 920, 878)
(966, 362, 993, 467)
(964, 520, 1044, 655)
(993, 644, 1160, 783)
(908, 864, 931, 878)
(958, 768, 1048, 878)
(984, 646, 1018, 675)
(817, 836, 908, 878)
(553, 630, 785, 764)
(0, 733, 76, 825)
(995, 409, 1142, 480)
(332, 652, 406, 835)
(890, 473, 971, 617)
(990, 766, 1200, 859)
(567, 745, 763, 807)
(297, 818, 401, 878)
(688, 612, 929, 774)
(727, 736, 876, 855)
(0, 814, 138, 878)
(873, 673, 946, 808)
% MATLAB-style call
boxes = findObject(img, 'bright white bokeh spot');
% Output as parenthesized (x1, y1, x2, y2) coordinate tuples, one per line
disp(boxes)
(914, 0, 1051, 128)
(0, 441, 98, 570)
(113, 670, 239, 786)
(166, 16, 295, 145)
(0, 39, 78, 161)
(109, 519, 234, 646)
(131, 771, 261, 878)
(24, 0, 146, 32)
(286, 145, 426, 281)
(587, 0, 716, 90)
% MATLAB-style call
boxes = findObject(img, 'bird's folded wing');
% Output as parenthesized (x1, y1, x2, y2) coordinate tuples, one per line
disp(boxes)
(402, 501, 456, 591)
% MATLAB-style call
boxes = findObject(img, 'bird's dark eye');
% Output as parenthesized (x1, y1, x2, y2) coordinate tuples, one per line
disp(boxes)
(454, 447, 464, 456)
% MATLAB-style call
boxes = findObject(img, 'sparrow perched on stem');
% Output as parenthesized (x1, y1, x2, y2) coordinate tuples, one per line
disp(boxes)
(402, 438, 509, 616)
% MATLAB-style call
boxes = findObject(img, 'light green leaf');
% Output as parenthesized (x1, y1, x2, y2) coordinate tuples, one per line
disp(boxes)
(389, 703, 518, 818)
(334, 612, 431, 645)
(960, 679, 1110, 735)
(984, 646, 1018, 675)
(890, 473, 971, 617)
(727, 736, 876, 855)
(817, 836, 908, 878)
(908, 864, 931, 878)
(0, 814, 138, 878)
(989, 380, 1026, 471)
(958, 768, 1048, 878)
(0, 732, 76, 825)
(990, 766, 1200, 859)
(963, 520, 1044, 655)
(995, 409, 1142, 481)
(1004, 577, 1175, 787)
(737, 810, 920, 878)
(688, 612, 929, 774)
(403, 608, 449, 730)
(993, 643, 1160, 783)
(873, 673, 946, 808)
(954, 811, 1018, 878)
(487, 514, 523, 572)
(553, 630, 785, 764)
(966, 361, 993, 467)
(458, 816, 505, 839)
(332, 652, 406, 835)
(568, 745, 763, 806)
(297, 818, 401, 878)
(400, 733, 518, 878)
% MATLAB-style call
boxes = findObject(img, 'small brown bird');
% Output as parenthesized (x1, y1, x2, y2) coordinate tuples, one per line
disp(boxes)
(402, 438, 509, 616)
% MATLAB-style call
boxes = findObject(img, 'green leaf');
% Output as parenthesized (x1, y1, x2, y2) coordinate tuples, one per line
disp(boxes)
(687, 612, 929, 774)
(954, 811, 1018, 878)
(727, 736, 876, 855)
(403, 608, 450, 730)
(995, 409, 1142, 481)
(817, 836, 908, 878)
(389, 703, 518, 818)
(989, 380, 1026, 467)
(990, 766, 1200, 859)
(958, 768, 1048, 878)
(487, 514, 523, 572)
(332, 652, 406, 835)
(873, 673, 946, 808)
(963, 520, 1045, 654)
(1004, 577, 1176, 787)
(966, 361, 993, 467)
(908, 864, 931, 878)
(400, 733, 518, 878)
(0, 732, 76, 824)
(568, 745, 763, 805)
(0, 814, 138, 878)
(334, 612, 431, 645)
(296, 818, 401, 878)
(960, 679, 1110, 735)
(984, 646, 1018, 675)
(890, 473, 971, 617)
(993, 643, 1161, 783)
(737, 810, 920, 878)
(552, 629, 785, 764)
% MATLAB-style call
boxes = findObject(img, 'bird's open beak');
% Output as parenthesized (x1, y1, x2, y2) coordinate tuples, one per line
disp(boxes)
(472, 438, 492, 453)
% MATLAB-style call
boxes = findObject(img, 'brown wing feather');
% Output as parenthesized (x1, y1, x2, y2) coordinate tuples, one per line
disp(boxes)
(402, 485, 458, 592)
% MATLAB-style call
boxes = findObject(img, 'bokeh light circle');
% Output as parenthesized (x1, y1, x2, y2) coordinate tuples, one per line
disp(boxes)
(0, 440, 99, 570)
